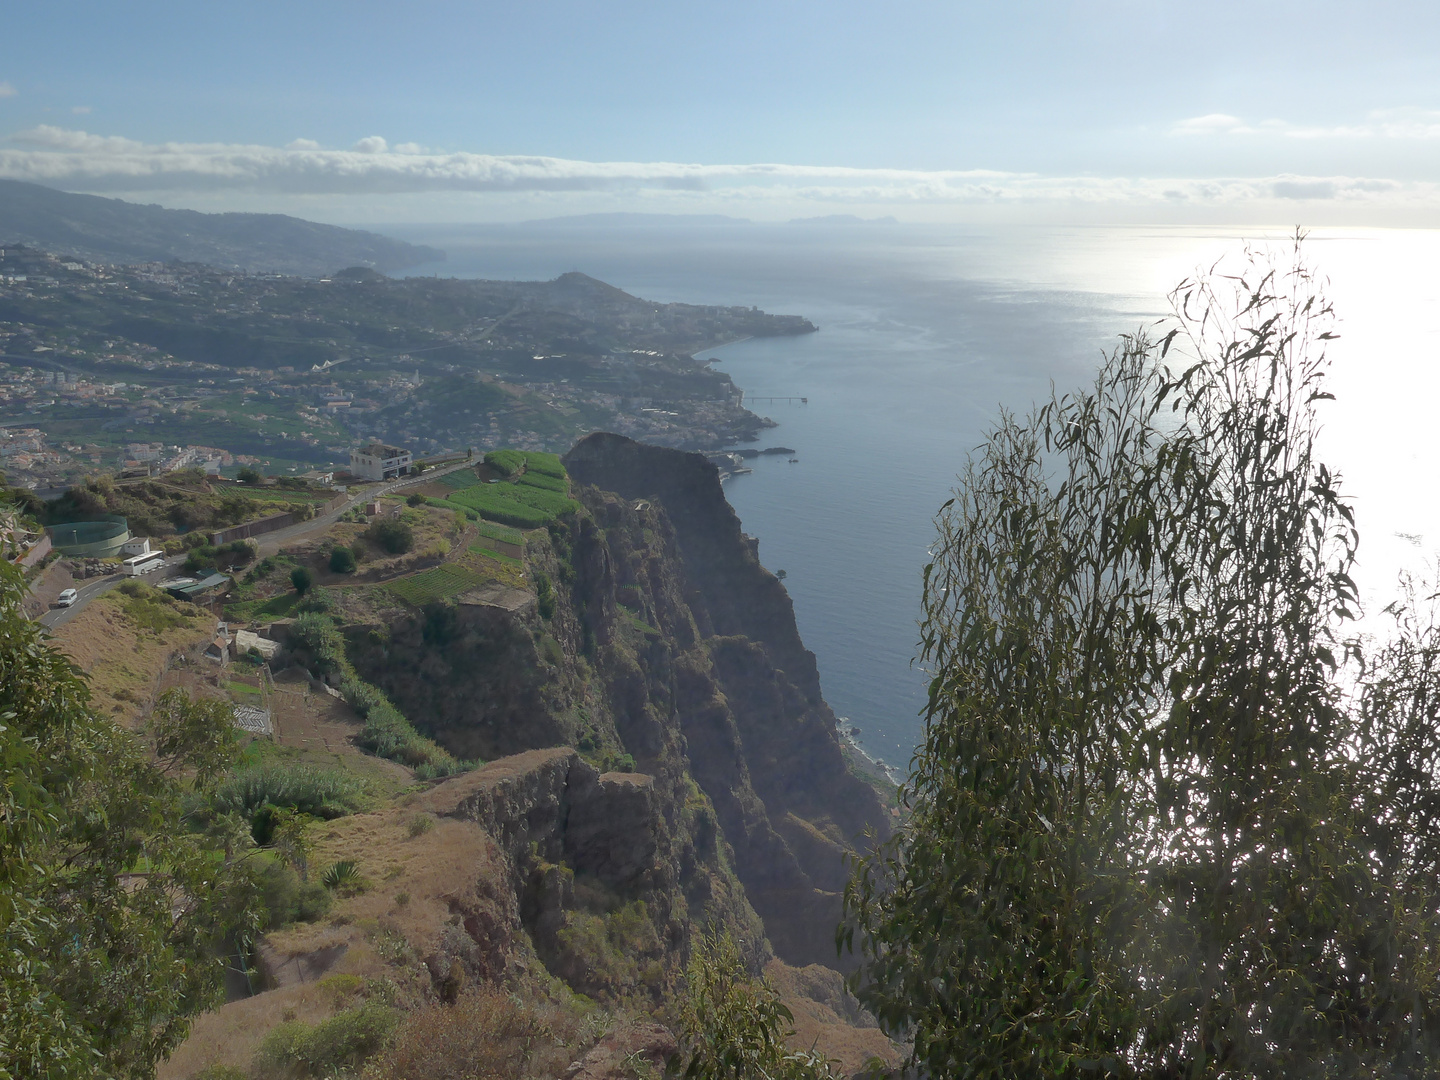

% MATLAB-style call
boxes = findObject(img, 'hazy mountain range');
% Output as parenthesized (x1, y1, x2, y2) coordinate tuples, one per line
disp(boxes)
(0, 179, 443, 276)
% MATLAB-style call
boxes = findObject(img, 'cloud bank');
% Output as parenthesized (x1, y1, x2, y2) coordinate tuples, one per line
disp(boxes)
(1, 126, 1437, 218)
(1172, 108, 1440, 140)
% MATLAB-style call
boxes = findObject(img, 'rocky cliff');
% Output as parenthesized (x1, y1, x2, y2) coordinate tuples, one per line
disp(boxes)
(346, 433, 890, 974)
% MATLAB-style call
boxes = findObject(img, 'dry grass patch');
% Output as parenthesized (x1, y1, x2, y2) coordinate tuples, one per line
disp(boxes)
(160, 808, 514, 1079)
(765, 960, 905, 1077)
(49, 585, 214, 728)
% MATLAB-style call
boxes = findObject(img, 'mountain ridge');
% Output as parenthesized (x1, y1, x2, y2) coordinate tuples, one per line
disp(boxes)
(0, 178, 443, 276)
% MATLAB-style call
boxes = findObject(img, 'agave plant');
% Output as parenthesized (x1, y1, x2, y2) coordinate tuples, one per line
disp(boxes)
(322, 859, 363, 894)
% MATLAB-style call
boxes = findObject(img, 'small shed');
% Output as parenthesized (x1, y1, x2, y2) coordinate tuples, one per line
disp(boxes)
(233, 628, 281, 661)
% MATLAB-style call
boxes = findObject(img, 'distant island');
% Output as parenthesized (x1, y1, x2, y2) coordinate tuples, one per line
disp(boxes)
(0, 179, 443, 276)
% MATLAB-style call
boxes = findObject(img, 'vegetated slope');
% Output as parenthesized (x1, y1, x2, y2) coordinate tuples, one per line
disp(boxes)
(345, 433, 891, 968)
(0, 178, 442, 275)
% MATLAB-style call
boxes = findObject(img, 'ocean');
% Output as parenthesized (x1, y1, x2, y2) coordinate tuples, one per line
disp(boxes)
(393, 220, 1440, 774)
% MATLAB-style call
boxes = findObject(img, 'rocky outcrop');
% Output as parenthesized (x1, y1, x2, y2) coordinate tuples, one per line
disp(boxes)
(564, 432, 823, 702)
(418, 748, 660, 898)
(350, 433, 891, 973)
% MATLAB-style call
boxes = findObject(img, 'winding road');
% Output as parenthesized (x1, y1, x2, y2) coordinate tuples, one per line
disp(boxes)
(32, 457, 477, 628)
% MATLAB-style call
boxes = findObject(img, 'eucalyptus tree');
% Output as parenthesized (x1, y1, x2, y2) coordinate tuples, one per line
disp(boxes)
(844, 240, 1440, 1078)
(0, 561, 258, 1079)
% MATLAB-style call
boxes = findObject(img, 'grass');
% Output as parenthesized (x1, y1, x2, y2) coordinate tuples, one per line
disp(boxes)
(227, 680, 263, 697)
(469, 545, 522, 568)
(387, 564, 488, 606)
(474, 521, 525, 546)
(225, 590, 303, 622)
(445, 482, 577, 530)
(436, 468, 482, 490)
(519, 451, 567, 479)
(515, 471, 567, 493)
(113, 583, 195, 633)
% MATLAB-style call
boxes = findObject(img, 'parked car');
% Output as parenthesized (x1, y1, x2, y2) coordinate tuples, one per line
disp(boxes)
(55, 588, 79, 607)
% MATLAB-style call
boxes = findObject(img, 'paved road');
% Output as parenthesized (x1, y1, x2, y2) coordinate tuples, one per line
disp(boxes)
(37, 555, 187, 629)
(31, 458, 476, 627)
(254, 458, 476, 555)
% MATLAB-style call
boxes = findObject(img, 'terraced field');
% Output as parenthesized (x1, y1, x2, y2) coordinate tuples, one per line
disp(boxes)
(445, 481, 577, 529)
(386, 563, 489, 605)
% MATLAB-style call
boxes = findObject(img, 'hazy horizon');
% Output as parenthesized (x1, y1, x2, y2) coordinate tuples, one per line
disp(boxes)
(4, 1, 1439, 228)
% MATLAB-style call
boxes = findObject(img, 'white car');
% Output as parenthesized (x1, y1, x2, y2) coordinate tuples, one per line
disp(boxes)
(55, 588, 79, 608)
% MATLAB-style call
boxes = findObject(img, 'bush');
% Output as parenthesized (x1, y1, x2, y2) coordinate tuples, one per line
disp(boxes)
(322, 859, 363, 894)
(366, 988, 577, 1080)
(191, 1065, 246, 1080)
(676, 929, 837, 1079)
(250, 857, 333, 929)
(251, 1001, 399, 1078)
(207, 764, 367, 824)
(365, 519, 414, 554)
(329, 545, 356, 574)
(295, 588, 336, 615)
(236, 467, 261, 484)
(290, 566, 313, 595)
(405, 492, 425, 507)
(287, 610, 471, 778)
(407, 814, 435, 838)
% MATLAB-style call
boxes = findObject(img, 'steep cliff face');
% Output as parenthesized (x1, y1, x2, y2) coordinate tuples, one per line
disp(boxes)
(347, 433, 890, 971)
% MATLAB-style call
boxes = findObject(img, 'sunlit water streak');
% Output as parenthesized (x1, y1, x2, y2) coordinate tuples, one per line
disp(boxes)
(394, 222, 1440, 771)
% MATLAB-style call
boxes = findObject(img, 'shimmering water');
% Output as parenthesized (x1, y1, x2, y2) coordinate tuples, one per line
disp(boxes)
(394, 220, 1440, 772)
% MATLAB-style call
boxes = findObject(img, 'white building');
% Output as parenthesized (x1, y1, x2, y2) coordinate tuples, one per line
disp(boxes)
(349, 443, 412, 481)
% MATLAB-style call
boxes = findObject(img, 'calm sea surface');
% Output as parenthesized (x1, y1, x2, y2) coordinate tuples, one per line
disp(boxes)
(394, 221, 1440, 771)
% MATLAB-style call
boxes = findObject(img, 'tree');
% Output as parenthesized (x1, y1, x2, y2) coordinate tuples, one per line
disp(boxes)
(844, 239, 1440, 1077)
(329, 545, 356, 574)
(0, 561, 258, 1079)
(290, 566, 313, 595)
(365, 519, 414, 555)
(235, 467, 261, 484)
(405, 492, 425, 508)
(147, 688, 241, 787)
(675, 929, 837, 1080)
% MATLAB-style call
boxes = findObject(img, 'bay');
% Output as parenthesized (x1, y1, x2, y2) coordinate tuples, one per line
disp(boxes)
(393, 220, 1440, 771)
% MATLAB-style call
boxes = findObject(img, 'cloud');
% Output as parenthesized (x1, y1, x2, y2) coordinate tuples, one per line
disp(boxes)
(70, 106, 91, 115)
(0, 126, 1434, 214)
(1272, 179, 1336, 200)
(1172, 108, 1440, 140)
(0, 82, 16, 99)
(1172, 114, 1255, 136)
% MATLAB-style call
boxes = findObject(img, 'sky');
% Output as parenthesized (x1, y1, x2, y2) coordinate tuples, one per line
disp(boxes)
(3, 0, 1439, 225)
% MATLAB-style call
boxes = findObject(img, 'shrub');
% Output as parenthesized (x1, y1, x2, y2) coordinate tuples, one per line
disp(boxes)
(329, 545, 356, 574)
(407, 813, 435, 838)
(250, 1001, 399, 1078)
(206, 764, 367, 823)
(676, 929, 837, 1079)
(534, 571, 554, 620)
(295, 588, 336, 615)
(322, 859, 364, 894)
(366, 518, 414, 554)
(366, 988, 577, 1080)
(290, 566, 313, 595)
(406, 492, 425, 507)
(250, 857, 333, 929)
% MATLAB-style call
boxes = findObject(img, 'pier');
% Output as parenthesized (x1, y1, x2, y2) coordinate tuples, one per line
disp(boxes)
(742, 395, 808, 404)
